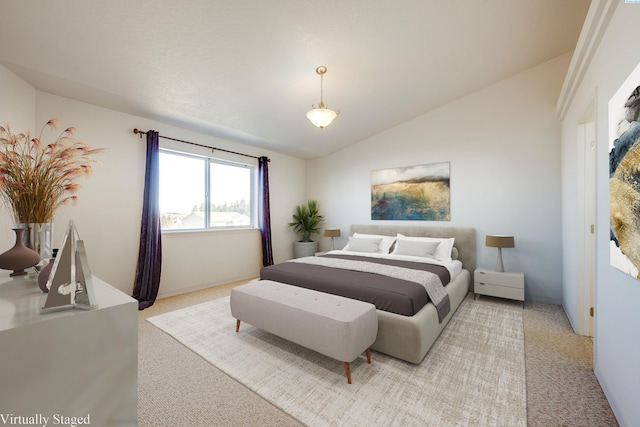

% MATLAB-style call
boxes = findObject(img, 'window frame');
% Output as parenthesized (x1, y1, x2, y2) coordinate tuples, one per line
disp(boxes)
(159, 148, 258, 233)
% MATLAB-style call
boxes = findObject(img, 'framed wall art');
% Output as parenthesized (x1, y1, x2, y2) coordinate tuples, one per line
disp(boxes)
(371, 162, 450, 221)
(610, 84, 640, 279)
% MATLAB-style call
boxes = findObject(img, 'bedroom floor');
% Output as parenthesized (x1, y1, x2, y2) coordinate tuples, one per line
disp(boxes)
(138, 280, 618, 427)
(521, 300, 618, 426)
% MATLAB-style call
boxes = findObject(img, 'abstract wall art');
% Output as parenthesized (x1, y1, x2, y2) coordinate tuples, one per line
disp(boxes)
(610, 84, 640, 279)
(371, 162, 450, 221)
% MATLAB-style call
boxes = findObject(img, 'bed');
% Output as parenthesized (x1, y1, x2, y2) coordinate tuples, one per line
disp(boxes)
(260, 225, 475, 364)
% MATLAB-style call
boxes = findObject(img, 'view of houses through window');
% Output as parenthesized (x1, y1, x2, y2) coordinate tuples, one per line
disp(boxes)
(159, 149, 256, 230)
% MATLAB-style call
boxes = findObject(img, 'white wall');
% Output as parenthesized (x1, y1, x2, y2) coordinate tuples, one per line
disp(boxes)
(0, 66, 37, 244)
(0, 74, 306, 297)
(0, 67, 35, 135)
(560, 2, 640, 426)
(308, 54, 569, 304)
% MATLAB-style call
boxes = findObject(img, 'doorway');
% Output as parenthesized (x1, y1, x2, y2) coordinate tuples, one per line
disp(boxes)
(577, 100, 596, 337)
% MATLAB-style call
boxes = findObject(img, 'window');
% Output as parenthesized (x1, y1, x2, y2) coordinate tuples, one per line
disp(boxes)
(159, 149, 257, 231)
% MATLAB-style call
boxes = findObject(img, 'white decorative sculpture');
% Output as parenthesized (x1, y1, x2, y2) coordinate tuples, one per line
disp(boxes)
(41, 220, 97, 313)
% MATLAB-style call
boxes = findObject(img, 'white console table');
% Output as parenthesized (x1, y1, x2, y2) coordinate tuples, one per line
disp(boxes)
(0, 271, 137, 426)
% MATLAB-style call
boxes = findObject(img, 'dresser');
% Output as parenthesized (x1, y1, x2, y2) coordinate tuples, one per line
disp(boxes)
(0, 272, 138, 426)
(474, 268, 525, 304)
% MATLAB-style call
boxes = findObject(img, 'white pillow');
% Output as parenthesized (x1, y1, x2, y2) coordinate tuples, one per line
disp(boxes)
(353, 233, 396, 254)
(345, 236, 383, 253)
(392, 238, 440, 258)
(394, 234, 455, 262)
(343, 233, 396, 254)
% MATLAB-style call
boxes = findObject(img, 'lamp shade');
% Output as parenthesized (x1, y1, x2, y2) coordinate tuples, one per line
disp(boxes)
(485, 235, 515, 248)
(324, 228, 341, 238)
(306, 108, 337, 128)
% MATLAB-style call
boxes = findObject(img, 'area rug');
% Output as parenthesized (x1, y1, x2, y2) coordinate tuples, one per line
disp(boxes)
(148, 295, 526, 426)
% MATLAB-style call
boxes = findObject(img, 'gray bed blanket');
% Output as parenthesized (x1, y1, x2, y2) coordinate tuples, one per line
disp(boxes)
(290, 256, 450, 322)
(260, 254, 451, 321)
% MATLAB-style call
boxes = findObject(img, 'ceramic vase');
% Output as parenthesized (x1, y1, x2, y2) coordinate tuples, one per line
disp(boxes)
(0, 228, 41, 276)
(19, 222, 54, 261)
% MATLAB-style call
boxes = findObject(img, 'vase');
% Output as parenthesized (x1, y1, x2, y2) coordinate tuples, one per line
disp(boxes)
(0, 228, 41, 276)
(19, 222, 54, 261)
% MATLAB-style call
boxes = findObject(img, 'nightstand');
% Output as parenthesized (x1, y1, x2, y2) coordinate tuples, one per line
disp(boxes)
(474, 268, 524, 305)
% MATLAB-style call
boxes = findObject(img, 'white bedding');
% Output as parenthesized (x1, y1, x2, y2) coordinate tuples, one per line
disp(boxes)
(324, 249, 464, 280)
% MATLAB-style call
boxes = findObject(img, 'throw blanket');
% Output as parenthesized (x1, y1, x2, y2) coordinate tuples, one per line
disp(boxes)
(290, 256, 451, 322)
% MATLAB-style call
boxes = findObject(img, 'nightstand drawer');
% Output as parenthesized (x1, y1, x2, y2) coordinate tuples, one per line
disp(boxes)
(475, 270, 524, 289)
(474, 282, 524, 301)
(474, 268, 525, 303)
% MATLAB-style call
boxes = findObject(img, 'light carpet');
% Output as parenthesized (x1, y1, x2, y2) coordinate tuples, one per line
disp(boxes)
(148, 295, 526, 427)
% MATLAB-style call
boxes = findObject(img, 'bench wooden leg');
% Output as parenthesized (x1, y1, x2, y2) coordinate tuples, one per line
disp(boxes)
(343, 349, 372, 384)
(343, 362, 352, 384)
(235, 319, 240, 332)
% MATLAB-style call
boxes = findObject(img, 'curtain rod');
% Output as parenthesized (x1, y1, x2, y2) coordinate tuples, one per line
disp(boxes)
(133, 128, 270, 162)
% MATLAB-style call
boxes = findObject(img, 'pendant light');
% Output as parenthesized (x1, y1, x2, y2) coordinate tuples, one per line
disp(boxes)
(306, 66, 338, 128)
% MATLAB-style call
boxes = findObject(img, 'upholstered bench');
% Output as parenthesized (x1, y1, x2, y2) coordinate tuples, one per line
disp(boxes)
(230, 280, 378, 384)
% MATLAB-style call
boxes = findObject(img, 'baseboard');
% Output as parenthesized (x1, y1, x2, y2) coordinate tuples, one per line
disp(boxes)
(157, 274, 258, 299)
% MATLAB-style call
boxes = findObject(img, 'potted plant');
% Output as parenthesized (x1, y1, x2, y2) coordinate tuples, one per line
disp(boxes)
(288, 199, 324, 258)
(0, 119, 104, 260)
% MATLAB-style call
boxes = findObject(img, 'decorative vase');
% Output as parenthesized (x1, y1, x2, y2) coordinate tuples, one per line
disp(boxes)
(19, 222, 54, 262)
(0, 228, 41, 276)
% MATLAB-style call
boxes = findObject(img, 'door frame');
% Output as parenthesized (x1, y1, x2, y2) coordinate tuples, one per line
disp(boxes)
(576, 98, 596, 337)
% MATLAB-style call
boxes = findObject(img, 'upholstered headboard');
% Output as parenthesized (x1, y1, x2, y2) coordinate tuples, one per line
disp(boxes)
(349, 224, 476, 274)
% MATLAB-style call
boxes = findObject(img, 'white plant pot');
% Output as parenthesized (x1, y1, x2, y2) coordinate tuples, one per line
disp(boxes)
(293, 241, 318, 259)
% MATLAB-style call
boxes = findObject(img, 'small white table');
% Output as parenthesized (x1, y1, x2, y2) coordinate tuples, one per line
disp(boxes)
(0, 271, 138, 426)
(474, 268, 525, 305)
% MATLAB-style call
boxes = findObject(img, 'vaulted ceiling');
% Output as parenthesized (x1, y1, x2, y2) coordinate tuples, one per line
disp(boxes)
(0, 1, 590, 159)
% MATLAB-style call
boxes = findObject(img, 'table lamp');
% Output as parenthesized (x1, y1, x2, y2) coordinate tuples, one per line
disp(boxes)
(324, 228, 341, 250)
(485, 235, 515, 272)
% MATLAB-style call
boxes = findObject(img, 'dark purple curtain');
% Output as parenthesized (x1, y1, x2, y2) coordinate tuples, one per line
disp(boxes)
(133, 130, 163, 310)
(259, 156, 273, 266)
